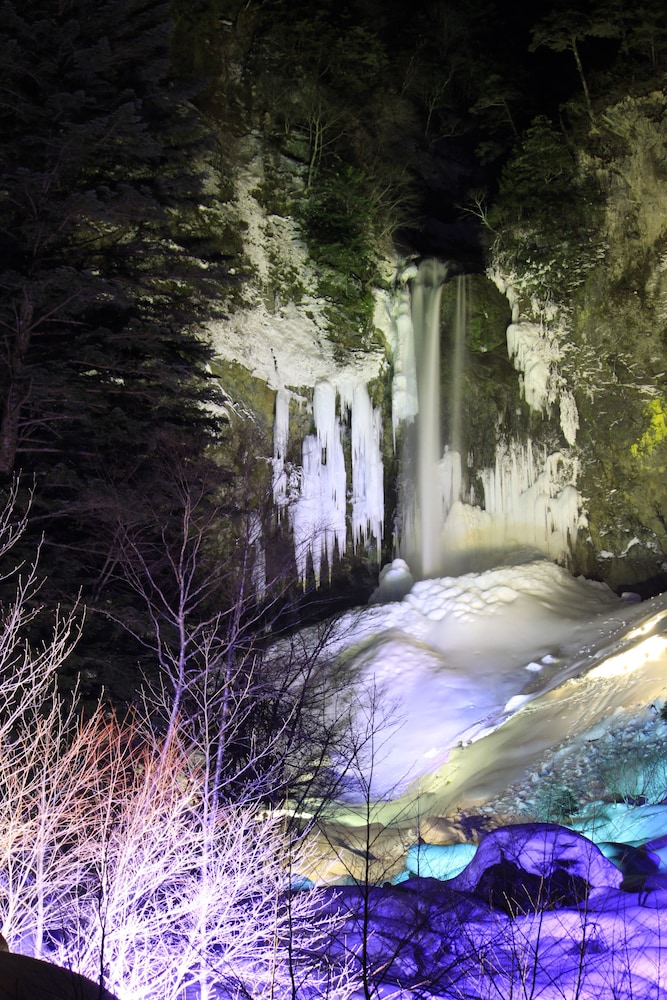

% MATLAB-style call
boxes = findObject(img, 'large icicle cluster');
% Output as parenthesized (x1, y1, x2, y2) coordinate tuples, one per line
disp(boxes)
(480, 440, 583, 562)
(272, 380, 384, 587)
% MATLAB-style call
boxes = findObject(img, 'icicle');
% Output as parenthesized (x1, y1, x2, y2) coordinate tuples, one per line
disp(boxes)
(341, 382, 384, 561)
(272, 389, 291, 510)
(248, 513, 266, 598)
(291, 381, 347, 588)
(440, 448, 462, 518)
(388, 279, 419, 446)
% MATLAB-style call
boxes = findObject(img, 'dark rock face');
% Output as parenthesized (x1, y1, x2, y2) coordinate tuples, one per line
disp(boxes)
(473, 857, 591, 915)
(0, 951, 119, 1000)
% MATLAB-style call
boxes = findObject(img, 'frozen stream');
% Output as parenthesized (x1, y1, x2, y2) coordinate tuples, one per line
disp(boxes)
(304, 556, 667, 827)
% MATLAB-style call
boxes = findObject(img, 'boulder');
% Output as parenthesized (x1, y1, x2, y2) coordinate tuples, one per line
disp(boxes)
(447, 822, 623, 912)
(0, 951, 119, 1000)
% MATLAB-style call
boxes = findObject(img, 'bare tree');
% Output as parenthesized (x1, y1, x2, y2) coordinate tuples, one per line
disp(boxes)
(530, 9, 622, 126)
(0, 481, 359, 1000)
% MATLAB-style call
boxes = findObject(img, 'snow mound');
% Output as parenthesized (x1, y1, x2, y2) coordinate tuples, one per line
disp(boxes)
(319, 558, 628, 800)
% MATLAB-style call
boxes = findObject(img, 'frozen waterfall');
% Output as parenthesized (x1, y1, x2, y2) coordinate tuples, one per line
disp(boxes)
(390, 260, 582, 579)
(271, 259, 582, 589)
(272, 380, 384, 587)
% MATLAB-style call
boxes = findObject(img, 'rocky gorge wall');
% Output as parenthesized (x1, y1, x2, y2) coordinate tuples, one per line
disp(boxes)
(488, 91, 667, 592)
(204, 90, 667, 595)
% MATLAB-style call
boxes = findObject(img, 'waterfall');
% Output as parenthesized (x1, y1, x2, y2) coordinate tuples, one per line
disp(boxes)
(392, 261, 581, 581)
(398, 260, 464, 578)
(414, 260, 448, 577)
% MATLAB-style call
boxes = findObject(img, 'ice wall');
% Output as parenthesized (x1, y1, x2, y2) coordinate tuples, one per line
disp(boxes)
(273, 380, 384, 587)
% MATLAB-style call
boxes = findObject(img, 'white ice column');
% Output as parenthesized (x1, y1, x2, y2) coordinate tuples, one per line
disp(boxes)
(480, 440, 581, 560)
(291, 381, 347, 587)
(343, 382, 384, 560)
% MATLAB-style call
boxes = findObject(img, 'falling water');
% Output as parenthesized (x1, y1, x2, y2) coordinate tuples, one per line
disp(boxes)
(412, 261, 447, 577)
(398, 263, 471, 579)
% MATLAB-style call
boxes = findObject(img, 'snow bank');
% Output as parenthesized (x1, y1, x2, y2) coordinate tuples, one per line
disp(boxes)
(312, 558, 633, 802)
(316, 825, 667, 1000)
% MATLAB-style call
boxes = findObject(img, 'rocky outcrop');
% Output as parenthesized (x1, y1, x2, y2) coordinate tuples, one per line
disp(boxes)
(489, 91, 667, 589)
(0, 951, 119, 1000)
(203, 84, 667, 593)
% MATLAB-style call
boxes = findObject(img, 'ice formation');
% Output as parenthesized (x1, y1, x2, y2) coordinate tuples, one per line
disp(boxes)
(479, 441, 582, 562)
(274, 380, 384, 586)
(383, 262, 583, 577)
(559, 387, 580, 446)
(291, 382, 347, 587)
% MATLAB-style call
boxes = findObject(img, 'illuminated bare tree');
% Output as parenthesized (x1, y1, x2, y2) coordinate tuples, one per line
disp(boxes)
(0, 481, 357, 1000)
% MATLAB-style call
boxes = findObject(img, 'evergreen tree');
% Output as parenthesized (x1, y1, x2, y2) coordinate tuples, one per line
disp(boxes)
(0, 0, 230, 613)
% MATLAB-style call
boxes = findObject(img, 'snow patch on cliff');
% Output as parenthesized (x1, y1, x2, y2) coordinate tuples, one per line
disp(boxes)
(208, 138, 386, 393)
(490, 267, 580, 444)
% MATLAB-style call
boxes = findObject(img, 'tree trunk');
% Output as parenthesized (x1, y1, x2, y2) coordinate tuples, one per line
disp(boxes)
(570, 34, 595, 125)
(0, 294, 33, 475)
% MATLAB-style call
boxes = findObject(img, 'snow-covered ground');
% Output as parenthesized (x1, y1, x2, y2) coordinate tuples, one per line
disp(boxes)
(312, 555, 667, 814)
(301, 555, 667, 999)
